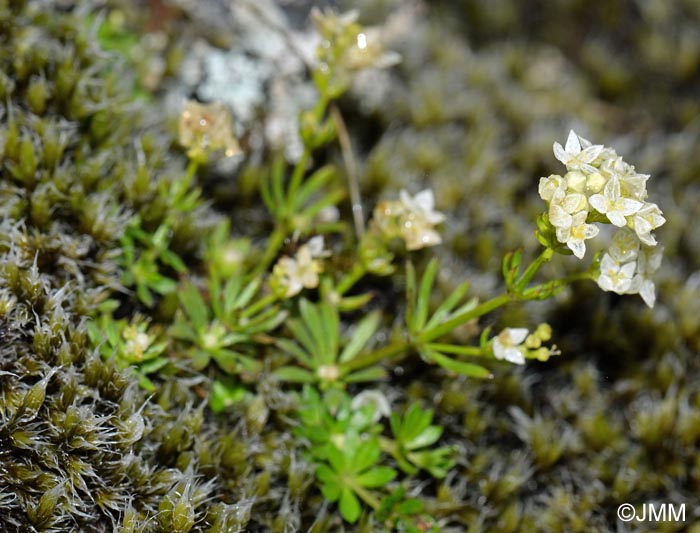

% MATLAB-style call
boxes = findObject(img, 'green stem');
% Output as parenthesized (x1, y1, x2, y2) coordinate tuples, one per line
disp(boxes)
(425, 343, 483, 357)
(286, 94, 330, 209)
(515, 247, 554, 291)
(336, 263, 366, 296)
(420, 292, 514, 343)
(183, 160, 199, 188)
(341, 265, 591, 374)
(341, 340, 409, 374)
(252, 225, 287, 277)
(522, 270, 592, 298)
(346, 478, 381, 510)
(378, 436, 398, 456)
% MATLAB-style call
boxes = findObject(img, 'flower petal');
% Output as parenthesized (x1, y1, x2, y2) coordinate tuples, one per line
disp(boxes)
(565, 130, 580, 155)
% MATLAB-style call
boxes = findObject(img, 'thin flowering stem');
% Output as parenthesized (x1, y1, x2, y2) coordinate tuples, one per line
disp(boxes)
(426, 343, 484, 357)
(521, 271, 592, 299)
(340, 266, 591, 375)
(331, 104, 365, 237)
(514, 247, 554, 293)
(340, 340, 409, 374)
(336, 263, 366, 296)
(252, 224, 287, 277)
(183, 160, 199, 189)
(286, 93, 330, 209)
(420, 292, 514, 343)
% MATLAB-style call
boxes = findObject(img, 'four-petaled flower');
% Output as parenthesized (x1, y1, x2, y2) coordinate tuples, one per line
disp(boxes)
(492, 328, 529, 365)
(630, 203, 666, 246)
(553, 130, 604, 174)
(596, 254, 636, 293)
(271, 236, 328, 298)
(398, 189, 446, 251)
(555, 211, 599, 259)
(629, 245, 663, 308)
(588, 177, 643, 227)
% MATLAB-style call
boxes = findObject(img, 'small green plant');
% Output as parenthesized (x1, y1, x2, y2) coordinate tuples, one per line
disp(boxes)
(160, 8, 667, 526)
(386, 403, 455, 479)
(273, 299, 385, 387)
(293, 387, 450, 524)
(87, 309, 169, 390)
(170, 275, 285, 375)
(119, 218, 187, 307)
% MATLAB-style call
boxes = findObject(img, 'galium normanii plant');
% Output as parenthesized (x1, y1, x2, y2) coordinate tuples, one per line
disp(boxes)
(273, 299, 385, 387)
(87, 307, 169, 391)
(294, 387, 451, 525)
(159, 6, 668, 528)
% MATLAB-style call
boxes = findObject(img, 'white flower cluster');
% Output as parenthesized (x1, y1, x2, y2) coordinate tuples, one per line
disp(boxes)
(270, 236, 328, 298)
(540, 130, 665, 307)
(374, 189, 445, 251)
(492, 324, 559, 365)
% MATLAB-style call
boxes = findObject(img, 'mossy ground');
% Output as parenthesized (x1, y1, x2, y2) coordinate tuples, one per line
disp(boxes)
(2, 0, 700, 532)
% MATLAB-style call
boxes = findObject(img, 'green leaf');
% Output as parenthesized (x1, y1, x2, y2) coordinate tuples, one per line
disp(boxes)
(405, 425, 442, 450)
(178, 282, 209, 329)
(405, 261, 417, 331)
(287, 318, 318, 363)
(339, 311, 380, 363)
(424, 280, 469, 330)
(137, 373, 156, 391)
(343, 366, 387, 383)
(425, 349, 492, 379)
(276, 339, 314, 368)
(273, 366, 316, 383)
(209, 380, 248, 413)
(191, 349, 211, 370)
(337, 292, 374, 312)
(339, 488, 361, 523)
(293, 164, 336, 210)
(319, 302, 340, 364)
(356, 466, 397, 488)
(237, 279, 260, 308)
(139, 357, 169, 374)
(299, 188, 345, 220)
(161, 249, 187, 273)
(350, 437, 380, 473)
(317, 466, 341, 501)
(416, 258, 438, 331)
(150, 275, 177, 295)
(136, 283, 154, 307)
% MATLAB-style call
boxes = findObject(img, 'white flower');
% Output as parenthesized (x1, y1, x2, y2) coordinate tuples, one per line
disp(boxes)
(398, 189, 445, 251)
(596, 253, 636, 294)
(553, 130, 604, 173)
(585, 172, 608, 194)
(492, 328, 529, 365)
(555, 211, 599, 259)
(351, 390, 391, 423)
(628, 245, 663, 308)
(588, 177, 643, 227)
(271, 237, 327, 298)
(538, 174, 565, 202)
(608, 228, 641, 263)
(548, 188, 588, 229)
(399, 189, 446, 225)
(629, 202, 665, 246)
(564, 171, 587, 193)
